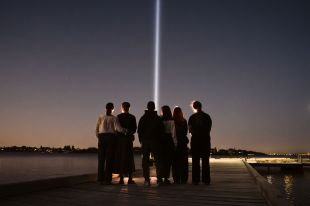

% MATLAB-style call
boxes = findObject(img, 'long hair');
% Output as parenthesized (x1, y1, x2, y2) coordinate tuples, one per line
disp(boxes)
(173, 106, 185, 124)
(161, 105, 173, 120)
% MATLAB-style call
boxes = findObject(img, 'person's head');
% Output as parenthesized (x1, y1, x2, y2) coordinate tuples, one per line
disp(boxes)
(147, 101, 155, 111)
(106, 102, 114, 115)
(191, 100, 202, 112)
(161, 105, 173, 120)
(121, 102, 130, 113)
(173, 106, 185, 122)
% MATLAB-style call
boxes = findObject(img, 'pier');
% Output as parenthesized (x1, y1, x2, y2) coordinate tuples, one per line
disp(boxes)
(0, 159, 290, 206)
(246, 155, 310, 172)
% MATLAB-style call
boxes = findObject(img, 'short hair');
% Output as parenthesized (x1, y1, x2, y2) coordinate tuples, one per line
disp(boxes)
(122, 102, 130, 112)
(192, 101, 202, 110)
(147, 101, 155, 111)
(106, 102, 114, 110)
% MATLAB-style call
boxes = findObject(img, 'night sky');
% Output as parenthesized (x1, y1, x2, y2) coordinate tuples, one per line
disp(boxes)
(1, 0, 309, 153)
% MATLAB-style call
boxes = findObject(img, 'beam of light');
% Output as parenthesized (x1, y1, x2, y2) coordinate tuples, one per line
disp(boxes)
(154, 0, 161, 110)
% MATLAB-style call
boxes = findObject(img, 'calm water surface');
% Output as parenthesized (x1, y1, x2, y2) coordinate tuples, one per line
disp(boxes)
(256, 167, 310, 206)
(0, 153, 142, 185)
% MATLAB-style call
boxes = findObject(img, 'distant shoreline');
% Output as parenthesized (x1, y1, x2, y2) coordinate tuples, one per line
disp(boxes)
(1, 146, 308, 157)
(1, 151, 304, 159)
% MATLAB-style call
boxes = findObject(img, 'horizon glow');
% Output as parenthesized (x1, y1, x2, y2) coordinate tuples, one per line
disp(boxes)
(154, 0, 161, 110)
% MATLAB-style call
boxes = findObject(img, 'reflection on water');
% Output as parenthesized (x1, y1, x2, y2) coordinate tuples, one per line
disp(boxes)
(283, 175, 293, 200)
(266, 175, 273, 184)
(256, 167, 310, 206)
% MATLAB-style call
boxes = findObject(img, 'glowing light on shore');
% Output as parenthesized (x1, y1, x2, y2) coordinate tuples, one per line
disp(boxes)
(153, 0, 161, 109)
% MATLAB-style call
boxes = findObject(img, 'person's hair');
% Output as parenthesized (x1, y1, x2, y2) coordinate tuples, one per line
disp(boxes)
(173, 106, 185, 123)
(122, 102, 130, 112)
(106, 102, 114, 115)
(192, 101, 202, 111)
(147, 101, 155, 111)
(161, 105, 173, 120)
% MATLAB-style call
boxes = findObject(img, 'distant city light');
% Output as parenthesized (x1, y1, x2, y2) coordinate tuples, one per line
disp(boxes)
(153, 0, 161, 110)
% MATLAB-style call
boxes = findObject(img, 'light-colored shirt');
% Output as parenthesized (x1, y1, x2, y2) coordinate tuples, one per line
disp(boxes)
(163, 120, 177, 147)
(96, 114, 124, 136)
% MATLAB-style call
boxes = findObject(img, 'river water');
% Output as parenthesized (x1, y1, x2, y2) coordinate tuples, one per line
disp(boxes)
(0, 153, 141, 185)
(255, 166, 310, 206)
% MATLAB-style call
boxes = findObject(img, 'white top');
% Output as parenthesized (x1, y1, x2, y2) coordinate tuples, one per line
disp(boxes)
(96, 114, 124, 135)
(163, 120, 177, 147)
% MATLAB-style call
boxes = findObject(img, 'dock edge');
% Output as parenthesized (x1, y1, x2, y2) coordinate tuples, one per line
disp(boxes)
(243, 160, 293, 206)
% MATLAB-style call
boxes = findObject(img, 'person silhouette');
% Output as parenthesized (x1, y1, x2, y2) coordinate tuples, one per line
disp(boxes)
(159, 105, 177, 184)
(188, 101, 212, 185)
(114, 102, 137, 184)
(95, 102, 126, 185)
(172, 106, 189, 184)
(138, 101, 164, 186)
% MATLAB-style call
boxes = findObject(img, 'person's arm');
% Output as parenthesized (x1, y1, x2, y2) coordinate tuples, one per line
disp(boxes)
(171, 122, 177, 147)
(130, 116, 137, 141)
(188, 116, 193, 134)
(137, 117, 143, 144)
(115, 117, 126, 134)
(184, 120, 189, 144)
(209, 115, 212, 131)
(95, 117, 101, 137)
(184, 120, 188, 135)
(132, 116, 137, 134)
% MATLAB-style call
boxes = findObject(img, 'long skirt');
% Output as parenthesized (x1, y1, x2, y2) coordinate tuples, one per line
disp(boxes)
(113, 134, 135, 175)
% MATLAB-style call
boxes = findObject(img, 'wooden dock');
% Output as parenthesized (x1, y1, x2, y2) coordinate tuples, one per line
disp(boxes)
(0, 159, 270, 206)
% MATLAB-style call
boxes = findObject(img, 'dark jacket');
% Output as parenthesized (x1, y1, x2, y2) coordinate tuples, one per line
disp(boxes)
(188, 111, 212, 147)
(117, 113, 137, 139)
(138, 110, 164, 143)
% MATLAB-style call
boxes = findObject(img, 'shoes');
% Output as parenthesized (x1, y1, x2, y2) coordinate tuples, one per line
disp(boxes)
(203, 181, 210, 185)
(173, 179, 183, 184)
(144, 180, 151, 186)
(156, 179, 163, 186)
(128, 179, 135, 184)
(164, 178, 171, 185)
(101, 181, 112, 185)
(119, 179, 124, 185)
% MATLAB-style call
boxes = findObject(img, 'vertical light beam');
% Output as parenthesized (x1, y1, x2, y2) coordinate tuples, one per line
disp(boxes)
(154, 0, 161, 110)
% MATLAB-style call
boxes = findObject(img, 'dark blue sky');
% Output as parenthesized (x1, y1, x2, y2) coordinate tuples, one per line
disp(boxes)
(0, 0, 309, 153)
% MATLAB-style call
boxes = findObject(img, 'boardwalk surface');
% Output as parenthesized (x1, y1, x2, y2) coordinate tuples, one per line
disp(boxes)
(0, 159, 268, 206)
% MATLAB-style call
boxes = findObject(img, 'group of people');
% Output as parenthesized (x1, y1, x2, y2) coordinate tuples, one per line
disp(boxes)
(95, 100, 212, 186)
